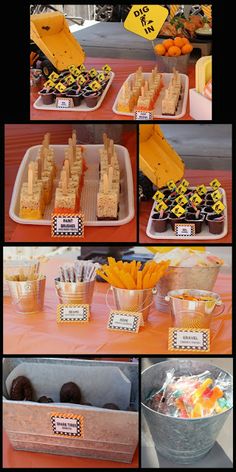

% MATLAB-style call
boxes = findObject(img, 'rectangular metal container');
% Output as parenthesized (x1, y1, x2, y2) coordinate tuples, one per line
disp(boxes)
(3, 358, 139, 463)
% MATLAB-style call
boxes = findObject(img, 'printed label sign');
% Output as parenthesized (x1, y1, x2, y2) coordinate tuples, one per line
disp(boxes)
(168, 328, 210, 352)
(135, 110, 153, 120)
(166, 180, 176, 191)
(211, 189, 222, 202)
(102, 64, 112, 72)
(176, 183, 188, 195)
(77, 74, 87, 86)
(55, 82, 67, 93)
(89, 80, 102, 91)
(72, 67, 81, 77)
(44, 79, 55, 89)
(65, 74, 76, 85)
(171, 204, 185, 217)
(153, 190, 164, 202)
(196, 184, 207, 196)
(56, 98, 74, 108)
(107, 311, 142, 333)
(175, 194, 188, 206)
(79, 64, 86, 72)
(51, 413, 84, 437)
(89, 67, 97, 78)
(212, 200, 225, 214)
(51, 214, 84, 237)
(97, 72, 106, 82)
(154, 201, 168, 212)
(175, 223, 195, 237)
(48, 71, 59, 82)
(57, 304, 89, 323)
(180, 179, 189, 188)
(189, 193, 202, 205)
(210, 178, 221, 190)
(124, 5, 168, 40)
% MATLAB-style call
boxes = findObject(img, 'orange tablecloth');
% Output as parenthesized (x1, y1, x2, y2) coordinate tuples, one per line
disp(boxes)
(30, 57, 195, 121)
(139, 170, 232, 243)
(5, 124, 137, 242)
(3, 258, 232, 355)
(3, 431, 138, 469)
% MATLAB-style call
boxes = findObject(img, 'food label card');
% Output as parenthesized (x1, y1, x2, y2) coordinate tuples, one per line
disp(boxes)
(107, 311, 142, 333)
(51, 413, 84, 437)
(56, 97, 74, 108)
(57, 304, 90, 323)
(135, 110, 153, 120)
(175, 223, 195, 237)
(51, 213, 84, 238)
(168, 328, 210, 352)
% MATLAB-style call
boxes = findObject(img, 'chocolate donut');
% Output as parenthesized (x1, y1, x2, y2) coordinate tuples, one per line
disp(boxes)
(103, 403, 120, 410)
(10, 376, 33, 401)
(60, 382, 81, 404)
(38, 396, 54, 403)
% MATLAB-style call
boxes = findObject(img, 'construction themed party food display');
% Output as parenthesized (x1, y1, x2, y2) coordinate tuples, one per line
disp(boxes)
(9, 129, 134, 231)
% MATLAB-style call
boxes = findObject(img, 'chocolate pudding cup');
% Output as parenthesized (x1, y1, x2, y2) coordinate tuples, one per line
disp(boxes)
(38, 88, 55, 105)
(83, 90, 101, 108)
(207, 214, 224, 234)
(151, 212, 169, 232)
(66, 89, 82, 106)
(169, 213, 186, 231)
(185, 212, 205, 234)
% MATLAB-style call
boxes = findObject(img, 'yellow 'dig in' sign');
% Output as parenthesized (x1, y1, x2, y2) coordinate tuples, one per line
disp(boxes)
(124, 5, 168, 40)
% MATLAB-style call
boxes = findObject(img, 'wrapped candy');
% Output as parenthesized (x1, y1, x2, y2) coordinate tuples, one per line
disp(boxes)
(146, 369, 232, 419)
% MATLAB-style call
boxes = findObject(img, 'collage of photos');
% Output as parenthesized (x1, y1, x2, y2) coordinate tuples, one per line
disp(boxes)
(3, 3, 234, 471)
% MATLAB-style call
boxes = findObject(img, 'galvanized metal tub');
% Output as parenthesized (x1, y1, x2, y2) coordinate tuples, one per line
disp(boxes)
(107, 286, 157, 322)
(55, 278, 95, 305)
(155, 265, 220, 312)
(7, 277, 46, 314)
(141, 359, 232, 464)
(3, 358, 138, 463)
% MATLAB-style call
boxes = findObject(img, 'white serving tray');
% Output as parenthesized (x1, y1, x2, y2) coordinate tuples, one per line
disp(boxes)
(33, 71, 115, 112)
(146, 187, 228, 240)
(112, 72, 189, 120)
(9, 144, 134, 227)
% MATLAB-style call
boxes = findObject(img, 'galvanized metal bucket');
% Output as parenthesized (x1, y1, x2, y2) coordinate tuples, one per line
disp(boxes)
(165, 289, 225, 329)
(155, 265, 220, 312)
(7, 277, 46, 314)
(55, 278, 95, 305)
(142, 360, 233, 464)
(106, 286, 157, 322)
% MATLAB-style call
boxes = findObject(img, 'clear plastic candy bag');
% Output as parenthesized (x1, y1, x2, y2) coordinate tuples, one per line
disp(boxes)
(146, 369, 232, 418)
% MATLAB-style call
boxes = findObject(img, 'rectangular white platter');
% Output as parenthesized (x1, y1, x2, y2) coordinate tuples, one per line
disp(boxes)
(33, 71, 115, 112)
(146, 187, 228, 240)
(9, 144, 134, 227)
(112, 72, 189, 120)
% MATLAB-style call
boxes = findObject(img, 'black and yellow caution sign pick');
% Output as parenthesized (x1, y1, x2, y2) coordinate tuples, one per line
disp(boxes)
(124, 5, 168, 40)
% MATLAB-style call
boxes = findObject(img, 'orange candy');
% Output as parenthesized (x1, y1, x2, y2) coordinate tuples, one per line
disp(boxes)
(168, 46, 181, 57)
(163, 38, 174, 50)
(182, 43, 193, 55)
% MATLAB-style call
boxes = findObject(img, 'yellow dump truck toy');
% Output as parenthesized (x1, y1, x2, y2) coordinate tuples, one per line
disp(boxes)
(139, 124, 185, 199)
(30, 11, 85, 77)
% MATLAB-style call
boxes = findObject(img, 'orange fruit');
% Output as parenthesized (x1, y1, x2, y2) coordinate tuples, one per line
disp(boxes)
(165, 52, 169, 56)
(174, 37, 186, 48)
(163, 39, 174, 50)
(181, 43, 193, 55)
(181, 37, 189, 46)
(154, 44, 166, 56)
(168, 46, 182, 57)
